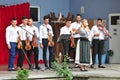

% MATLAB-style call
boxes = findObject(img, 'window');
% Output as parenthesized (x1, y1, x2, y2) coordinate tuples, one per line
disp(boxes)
(30, 6, 40, 23)
(109, 13, 120, 26)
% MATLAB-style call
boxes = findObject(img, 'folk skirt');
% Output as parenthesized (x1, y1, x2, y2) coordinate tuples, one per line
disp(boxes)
(75, 38, 92, 65)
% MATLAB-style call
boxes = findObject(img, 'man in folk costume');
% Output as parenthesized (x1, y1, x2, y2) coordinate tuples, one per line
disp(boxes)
(70, 14, 82, 67)
(90, 18, 109, 68)
(39, 16, 54, 69)
(28, 18, 40, 70)
(60, 19, 72, 57)
(6, 18, 20, 71)
(17, 16, 33, 70)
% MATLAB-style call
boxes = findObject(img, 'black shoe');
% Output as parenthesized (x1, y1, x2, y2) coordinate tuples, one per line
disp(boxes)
(90, 65, 94, 68)
(35, 66, 40, 70)
(84, 69, 88, 71)
(8, 68, 16, 71)
(45, 67, 50, 70)
(98, 65, 105, 68)
(80, 68, 85, 71)
(29, 66, 33, 71)
(75, 64, 80, 68)
(8, 69, 12, 71)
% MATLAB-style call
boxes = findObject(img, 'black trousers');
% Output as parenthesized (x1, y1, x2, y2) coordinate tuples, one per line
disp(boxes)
(17, 41, 32, 68)
(63, 40, 70, 56)
(92, 39, 104, 66)
(42, 39, 54, 68)
(33, 47, 39, 68)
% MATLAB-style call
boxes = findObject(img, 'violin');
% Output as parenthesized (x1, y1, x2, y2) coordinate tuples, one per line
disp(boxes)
(72, 28, 79, 34)
(98, 26, 112, 39)
(25, 32, 31, 51)
(17, 31, 22, 49)
(48, 33, 55, 47)
(32, 30, 38, 47)
(70, 31, 76, 48)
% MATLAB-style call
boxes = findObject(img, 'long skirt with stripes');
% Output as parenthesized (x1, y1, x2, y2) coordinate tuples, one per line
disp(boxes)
(75, 38, 92, 65)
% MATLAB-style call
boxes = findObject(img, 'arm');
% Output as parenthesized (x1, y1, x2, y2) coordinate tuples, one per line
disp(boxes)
(60, 27, 64, 35)
(6, 27, 11, 49)
(49, 25, 54, 37)
(75, 23, 81, 34)
(91, 26, 100, 37)
(35, 27, 39, 38)
(39, 25, 43, 48)
(103, 27, 109, 35)
(70, 23, 80, 34)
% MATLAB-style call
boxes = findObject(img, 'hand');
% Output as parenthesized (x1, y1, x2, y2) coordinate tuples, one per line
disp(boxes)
(75, 29, 79, 34)
(7, 44, 11, 49)
(94, 33, 100, 37)
(72, 28, 76, 32)
(40, 44, 43, 48)
(48, 32, 52, 36)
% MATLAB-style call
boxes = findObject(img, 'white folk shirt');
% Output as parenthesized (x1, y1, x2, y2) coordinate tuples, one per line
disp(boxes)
(90, 25, 105, 40)
(6, 25, 20, 45)
(29, 25, 39, 41)
(39, 24, 54, 44)
(60, 26, 71, 35)
(19, 24, 31, 41)
(70, 22, 81, 38)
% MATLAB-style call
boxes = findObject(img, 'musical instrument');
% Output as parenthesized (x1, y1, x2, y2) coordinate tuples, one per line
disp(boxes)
(70, 31, 76, 48)
(32, 30, 38, 47)
(48, 33, 55, 47)
(98, 26, 112, 39)
(47, 28, 54, 47)
(17, 31, 22, 49)
(72, 27, 79, 34)
(25, 32, 31, 50)
(72, 28, 76, 32)
(17, 31, 33, 70)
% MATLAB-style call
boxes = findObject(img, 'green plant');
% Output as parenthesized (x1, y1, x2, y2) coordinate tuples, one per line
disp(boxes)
(16, 69, 29, 80)
(52, 54, 73, 80)
(107, 49, 114, 57)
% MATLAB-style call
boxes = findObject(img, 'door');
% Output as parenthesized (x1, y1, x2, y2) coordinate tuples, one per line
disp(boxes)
(109, 25, 120, 63)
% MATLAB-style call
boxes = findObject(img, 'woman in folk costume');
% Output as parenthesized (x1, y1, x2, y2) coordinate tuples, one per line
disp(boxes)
(75, 19, 92, 71)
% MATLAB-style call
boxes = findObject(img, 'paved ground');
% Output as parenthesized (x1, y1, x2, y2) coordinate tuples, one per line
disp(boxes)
(0, 64, 120, 80)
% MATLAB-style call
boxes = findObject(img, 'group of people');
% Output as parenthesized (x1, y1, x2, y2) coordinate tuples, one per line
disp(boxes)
(6, 14, 109, 72)
(60, 14, 109, 71)
(6, 16, 54, 71)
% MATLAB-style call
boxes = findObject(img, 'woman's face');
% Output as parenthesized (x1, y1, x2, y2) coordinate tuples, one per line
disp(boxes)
(83, 20, 88, 27)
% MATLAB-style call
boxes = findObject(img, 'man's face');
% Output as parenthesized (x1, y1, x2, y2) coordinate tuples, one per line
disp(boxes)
(11, 20, 17, 27)
(22, 19, 28, 25)
(44, 19, 49, 24)
(28, 19, 33, 26)
(97, 20, 102, 26)
(76, 16, 82, 22)
(66, 21, 71, 27)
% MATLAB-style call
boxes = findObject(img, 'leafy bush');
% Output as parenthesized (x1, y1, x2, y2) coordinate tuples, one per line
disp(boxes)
(52, 55, 73, 80)
(16, 69, 29, 80)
